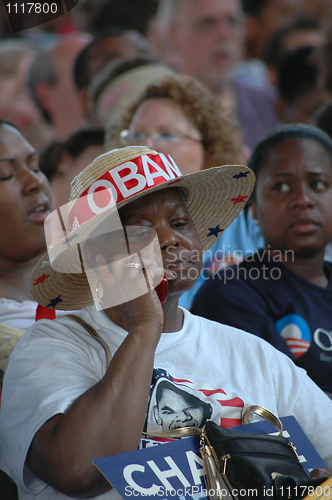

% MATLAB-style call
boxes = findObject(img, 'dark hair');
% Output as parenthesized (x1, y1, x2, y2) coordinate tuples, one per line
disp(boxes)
(89, 54, 162, 106)
(63, 128, 104, 157)
(74, 28, 128, 89)
(73, 28, 151, 89)
(241, 0, 268, 16)
(39, 128, 104, 181)
(262, 16, 320, 67)
(248, 124, 332, 197)
(319, 17, 332, 94)
(90, 0, 158, 35)
(277, 46, 319, 104)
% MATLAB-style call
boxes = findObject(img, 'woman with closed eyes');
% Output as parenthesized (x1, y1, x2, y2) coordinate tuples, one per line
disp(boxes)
(0, 119, 51, 498)
(0, 120, 51, 360)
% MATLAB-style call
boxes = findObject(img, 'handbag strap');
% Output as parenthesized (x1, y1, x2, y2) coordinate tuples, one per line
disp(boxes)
(66, 314, 112, 366)
(142, 427, 201, 439)
(242, 404, 283, 435)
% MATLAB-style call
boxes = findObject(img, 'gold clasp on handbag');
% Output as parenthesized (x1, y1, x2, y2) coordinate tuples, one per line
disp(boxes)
(200, 426, 229, 500)
(219, 454, 231, 476)
(200, 426, 218, 462)
(200, 428, 238, 500)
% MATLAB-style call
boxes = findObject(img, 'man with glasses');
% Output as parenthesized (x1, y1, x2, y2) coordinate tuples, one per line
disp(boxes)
(151, 0, 278, 150)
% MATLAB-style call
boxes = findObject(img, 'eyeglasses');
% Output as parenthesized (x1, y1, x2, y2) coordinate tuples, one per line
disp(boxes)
(119, 130, 202, 147)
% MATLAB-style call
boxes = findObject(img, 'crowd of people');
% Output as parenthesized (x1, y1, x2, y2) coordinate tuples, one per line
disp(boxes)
(1, 0, 332, 498)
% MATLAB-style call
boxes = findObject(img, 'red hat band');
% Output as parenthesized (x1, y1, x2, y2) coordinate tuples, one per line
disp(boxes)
(69, 153, 182, 231)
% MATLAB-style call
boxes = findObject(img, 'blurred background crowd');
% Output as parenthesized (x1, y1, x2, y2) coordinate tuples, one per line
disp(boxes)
(2, 0, 332, 341)
(1, 0, 332, 160)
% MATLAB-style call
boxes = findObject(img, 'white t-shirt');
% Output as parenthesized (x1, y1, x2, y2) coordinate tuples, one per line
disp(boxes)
(0, 298, 38, 330)
(0, 298, 74, 329)
(1, 306, 332, 500)
(0, 299, 75, 379)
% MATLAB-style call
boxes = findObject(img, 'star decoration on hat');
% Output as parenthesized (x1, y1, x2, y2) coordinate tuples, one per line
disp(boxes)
(47, 295, 63, 308)
(233, 172, 249, 179)
(231, 194, 249, 205)
(33, 274, 50, 286)
(63, 233, 79, 245)
(207, 224, 224, 238)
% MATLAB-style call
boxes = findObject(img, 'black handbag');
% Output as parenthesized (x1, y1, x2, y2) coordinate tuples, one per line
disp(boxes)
(199, 406, 326, 500)
(144, 405, 327, 500)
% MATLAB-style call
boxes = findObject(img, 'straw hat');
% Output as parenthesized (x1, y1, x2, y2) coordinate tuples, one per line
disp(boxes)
(31, 146, 255, 311)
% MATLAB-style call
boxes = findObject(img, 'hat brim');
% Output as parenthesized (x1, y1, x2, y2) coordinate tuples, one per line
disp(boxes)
(31, 164, 254, 310)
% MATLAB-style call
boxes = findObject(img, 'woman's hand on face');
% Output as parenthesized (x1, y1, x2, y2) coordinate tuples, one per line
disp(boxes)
(95, 252, 171, 330)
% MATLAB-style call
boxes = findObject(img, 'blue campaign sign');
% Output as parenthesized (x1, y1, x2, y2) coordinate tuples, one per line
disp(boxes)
(93, 416, 326, 500)
(94, 435, 209, 500)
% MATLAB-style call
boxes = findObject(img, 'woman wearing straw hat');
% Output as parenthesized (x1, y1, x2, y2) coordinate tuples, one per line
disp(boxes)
(0, 146, 331, 499)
